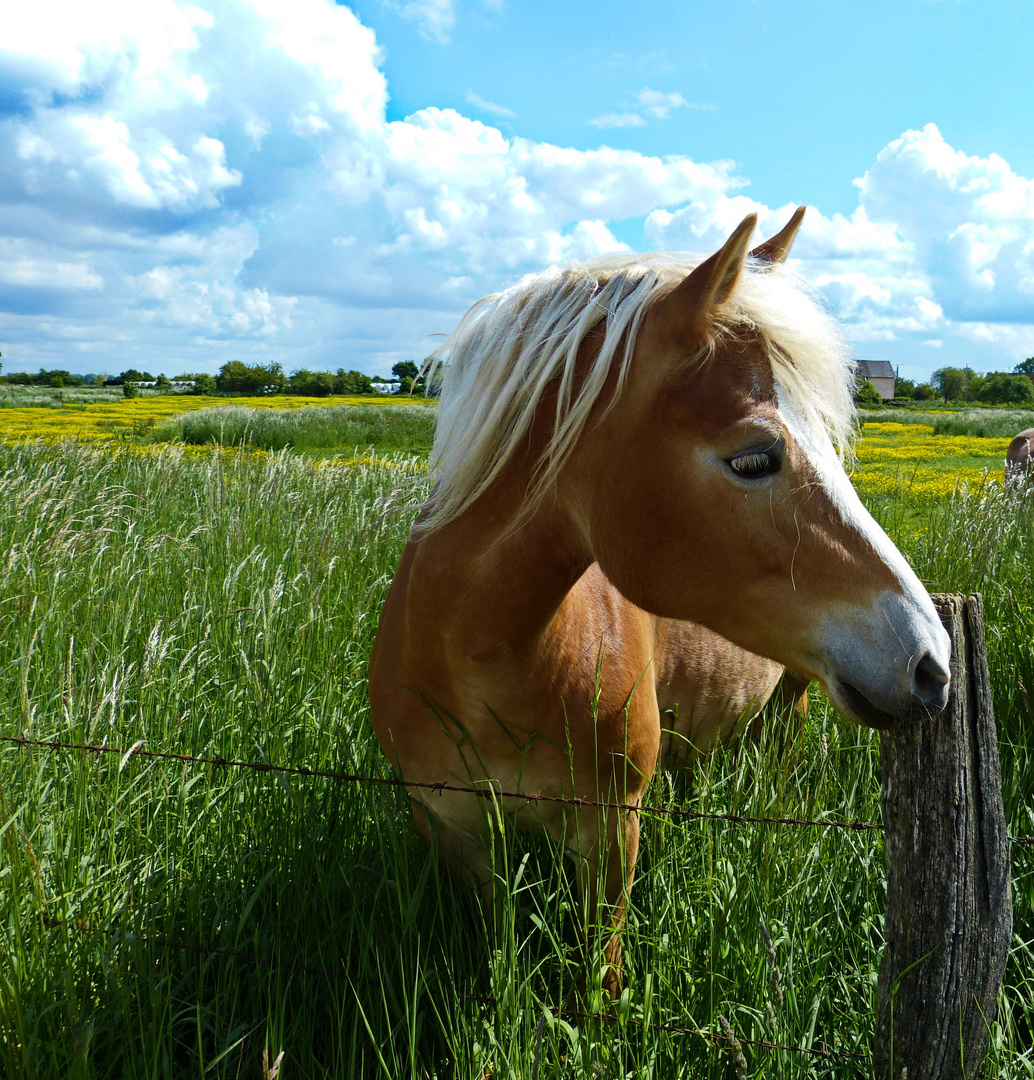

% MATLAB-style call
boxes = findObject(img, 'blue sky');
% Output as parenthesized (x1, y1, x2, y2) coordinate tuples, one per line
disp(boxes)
(1, 0, 1033, 381)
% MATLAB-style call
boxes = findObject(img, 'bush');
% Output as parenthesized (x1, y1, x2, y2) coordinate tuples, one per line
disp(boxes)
(216, 361, 286, 395)
(974, 373, 1034, 406)
(895, 378, 916, 399)
(335, 369, 374, 395)
(122, 381, 139, 399)
(191, 374, 216, 396)
(912, 383, 937, 401)
(288, 369, 337, 397)
(854, 380, 885, 409)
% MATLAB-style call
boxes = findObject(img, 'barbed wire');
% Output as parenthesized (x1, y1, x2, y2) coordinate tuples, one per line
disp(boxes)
(39, 914, 867, 1062)
(3, 733, 1032, 847)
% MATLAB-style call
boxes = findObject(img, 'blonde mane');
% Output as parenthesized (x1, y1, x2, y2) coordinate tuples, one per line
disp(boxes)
(421, 253, 856, 533)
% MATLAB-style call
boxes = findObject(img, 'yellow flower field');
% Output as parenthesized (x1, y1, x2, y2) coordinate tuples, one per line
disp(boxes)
(0, 394, 405, 445)
(850, 421, 1010, 503)
(0, 398, 1015, 505)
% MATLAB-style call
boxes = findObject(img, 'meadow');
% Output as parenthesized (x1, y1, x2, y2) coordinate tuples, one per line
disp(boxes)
(0, 400, 1031, 1078)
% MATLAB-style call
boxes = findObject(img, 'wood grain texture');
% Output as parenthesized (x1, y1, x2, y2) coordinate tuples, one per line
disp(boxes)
(875, 594, 1012, 1080)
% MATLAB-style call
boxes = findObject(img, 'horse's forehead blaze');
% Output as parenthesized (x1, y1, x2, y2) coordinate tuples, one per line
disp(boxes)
(784, 452, 901, 594)
(777, 406, 904, 597)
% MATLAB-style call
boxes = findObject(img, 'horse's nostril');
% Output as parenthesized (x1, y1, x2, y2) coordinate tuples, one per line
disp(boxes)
(913, 651, 950, 710)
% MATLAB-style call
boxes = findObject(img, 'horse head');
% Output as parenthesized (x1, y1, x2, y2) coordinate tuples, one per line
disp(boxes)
(561, 211, 951, 728)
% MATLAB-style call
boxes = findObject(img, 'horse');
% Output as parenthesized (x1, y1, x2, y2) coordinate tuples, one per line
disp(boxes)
(1006, 428, 1034, 485)
(368, 209, 951, 997)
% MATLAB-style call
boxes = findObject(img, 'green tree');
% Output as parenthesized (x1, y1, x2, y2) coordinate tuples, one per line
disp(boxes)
(1013, 357, 1034, 375)
(931, 366, 979, 402)
(155, 374, 171, 390)
(122, 381, 139, 399)
(335, 368, 373, 395)
(392, 360, 418, 381)
(191, 374, 216, 395)
(216, 361, 285, 395)
(288, 369, 336, 396)
(975, 373, 1034, 406)
(895, 378, 916, 399)
(912, 383, 937, 401)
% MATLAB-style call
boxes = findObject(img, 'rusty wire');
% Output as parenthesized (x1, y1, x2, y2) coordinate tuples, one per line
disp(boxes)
(3, 733, 1032, 846)
(9, 729, 1024, 1061)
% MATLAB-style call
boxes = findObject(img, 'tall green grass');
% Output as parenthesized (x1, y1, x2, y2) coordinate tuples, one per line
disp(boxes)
(0, 442, 1031, 1077)
(153, 403, 438, 455)
(0, 385, 123, 407)
(857, 406, 1034, 437)
(932, 409, 1034, 438)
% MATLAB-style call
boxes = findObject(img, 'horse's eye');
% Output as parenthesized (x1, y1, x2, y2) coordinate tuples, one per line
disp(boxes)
(729, 450, 779, 478)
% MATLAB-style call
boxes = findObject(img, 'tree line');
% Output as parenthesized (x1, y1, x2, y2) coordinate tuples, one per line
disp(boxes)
(0, 360, 428, 396)
(856, 358, 1034, 408)
(926, 360, 1034, 405)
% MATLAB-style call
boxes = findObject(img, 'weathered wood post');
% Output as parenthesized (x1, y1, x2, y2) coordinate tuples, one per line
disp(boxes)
(876, 593, 1012, 1079)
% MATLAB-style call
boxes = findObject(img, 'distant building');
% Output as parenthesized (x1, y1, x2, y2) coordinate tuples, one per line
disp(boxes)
(856, 360, 896, 400)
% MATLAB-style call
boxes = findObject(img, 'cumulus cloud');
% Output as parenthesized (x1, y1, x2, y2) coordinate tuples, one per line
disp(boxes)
(855, 123, 1034, 323)
(1, 3, 1033, 377)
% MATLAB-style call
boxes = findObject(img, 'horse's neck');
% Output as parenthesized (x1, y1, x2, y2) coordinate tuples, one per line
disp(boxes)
(411, 485, 591, 656)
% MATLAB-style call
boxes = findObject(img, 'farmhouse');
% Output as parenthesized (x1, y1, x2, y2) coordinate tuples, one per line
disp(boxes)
(856, 360, 897, 400)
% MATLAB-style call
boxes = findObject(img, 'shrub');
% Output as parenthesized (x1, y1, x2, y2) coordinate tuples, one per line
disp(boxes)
(975, 373, 1034, 406)
(854, 380, 885, 409)
(335, 368, 374, 395)
(216, 361, 286, 395)
(288, 369, 336, 396)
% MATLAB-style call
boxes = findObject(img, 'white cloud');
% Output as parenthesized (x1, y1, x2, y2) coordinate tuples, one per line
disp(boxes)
(381, 0, 455, 43)
(855, 123, 1034, 323)
(464, 90, 515, 119)
(2, 5, 1033, 378)
(0, 255, 103, 291)
(636, 88, 689, 119)
(589, 112, 647, 129)
(589, 86, 708, 129)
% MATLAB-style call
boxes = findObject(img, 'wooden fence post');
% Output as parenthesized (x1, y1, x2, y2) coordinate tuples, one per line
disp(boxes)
(875, 593, 1012, 1079)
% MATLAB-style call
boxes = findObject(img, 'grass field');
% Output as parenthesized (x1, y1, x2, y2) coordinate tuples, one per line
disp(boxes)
(0, 394, 412, 447)
(152, 403, 438, 456)
(0, 403, 1032, 1077)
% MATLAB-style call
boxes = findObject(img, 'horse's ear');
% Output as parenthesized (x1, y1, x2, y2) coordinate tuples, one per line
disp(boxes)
(658, 213, 757, 333)
(750, 206, 806, 265)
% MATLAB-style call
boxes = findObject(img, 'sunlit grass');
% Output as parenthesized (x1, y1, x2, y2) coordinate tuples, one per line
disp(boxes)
(0, 416, 1031, 1077)
(151, 402, 437, 455)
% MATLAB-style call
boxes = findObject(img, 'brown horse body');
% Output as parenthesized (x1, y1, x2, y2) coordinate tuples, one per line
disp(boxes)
(369, 211, 950, 995)
(1006, 428, 1034, 483)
